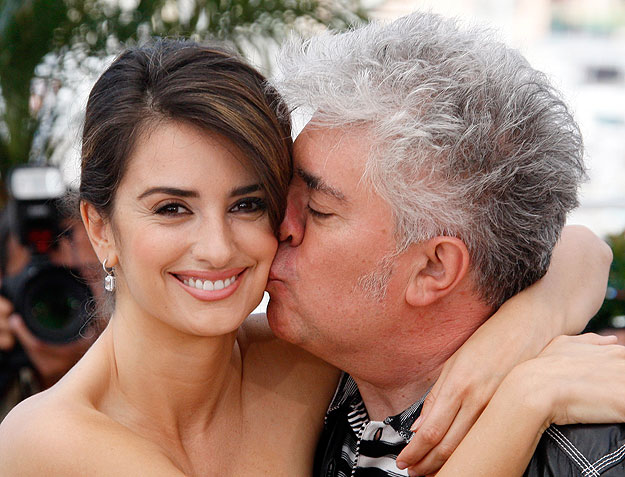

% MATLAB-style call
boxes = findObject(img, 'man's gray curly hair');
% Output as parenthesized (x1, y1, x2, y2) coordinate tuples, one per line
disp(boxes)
(274, 12, 586, 308)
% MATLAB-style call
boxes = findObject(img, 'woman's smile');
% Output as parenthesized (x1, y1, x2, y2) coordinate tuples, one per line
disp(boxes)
(172, 268, 247, 301)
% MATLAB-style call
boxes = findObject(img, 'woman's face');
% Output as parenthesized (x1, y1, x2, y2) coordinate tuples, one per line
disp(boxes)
(106, 121, 277, 336)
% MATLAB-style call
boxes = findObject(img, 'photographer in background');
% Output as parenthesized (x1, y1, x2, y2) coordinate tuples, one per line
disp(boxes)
(0, 167, 102, 420)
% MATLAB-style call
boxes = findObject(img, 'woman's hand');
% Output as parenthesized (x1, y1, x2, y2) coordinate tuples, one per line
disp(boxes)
(396, 225, 612, 475)
(396, 321, 520, 474)
(429, 333, 625, 477)
(521, 333, 625, 428)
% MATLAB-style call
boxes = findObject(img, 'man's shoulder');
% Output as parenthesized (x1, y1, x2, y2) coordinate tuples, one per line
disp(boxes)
(525, 423, 625, 476)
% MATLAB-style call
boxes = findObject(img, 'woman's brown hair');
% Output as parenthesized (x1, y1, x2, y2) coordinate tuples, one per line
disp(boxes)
(79, 39, 293, 233)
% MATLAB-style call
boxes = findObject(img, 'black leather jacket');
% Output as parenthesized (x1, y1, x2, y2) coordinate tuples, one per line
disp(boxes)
(524, 423, 625, 476)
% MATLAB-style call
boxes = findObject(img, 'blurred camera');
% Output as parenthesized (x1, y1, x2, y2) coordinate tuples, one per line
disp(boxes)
(0, 165, 92, 344)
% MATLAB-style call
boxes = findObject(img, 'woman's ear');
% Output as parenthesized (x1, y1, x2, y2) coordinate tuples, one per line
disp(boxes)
(405, 237, 470, 307)
(80, 201, 118, 267)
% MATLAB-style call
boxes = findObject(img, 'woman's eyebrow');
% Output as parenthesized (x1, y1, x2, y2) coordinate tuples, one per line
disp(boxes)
(230, 184, 261, 197)
(137, 187, 199, 200)
(137, 184, 261, 200)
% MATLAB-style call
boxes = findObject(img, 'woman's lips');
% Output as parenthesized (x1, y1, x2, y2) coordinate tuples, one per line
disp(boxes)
(172, 268, 246, 301)
(180, 273, 238, 291)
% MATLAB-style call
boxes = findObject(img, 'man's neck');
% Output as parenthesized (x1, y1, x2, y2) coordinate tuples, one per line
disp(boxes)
(349, 342, 448, 421)
(354, 370, 437, 422)
(350, 303, 490, 421)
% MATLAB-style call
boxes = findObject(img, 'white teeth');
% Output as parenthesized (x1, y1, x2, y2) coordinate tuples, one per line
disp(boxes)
(182, 274, 237, 291)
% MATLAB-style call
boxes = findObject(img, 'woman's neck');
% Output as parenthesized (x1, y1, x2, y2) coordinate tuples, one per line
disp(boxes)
(98, 298, 244, 440)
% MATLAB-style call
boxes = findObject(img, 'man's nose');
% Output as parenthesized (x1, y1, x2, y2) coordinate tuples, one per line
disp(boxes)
(279, 189, 305, 247)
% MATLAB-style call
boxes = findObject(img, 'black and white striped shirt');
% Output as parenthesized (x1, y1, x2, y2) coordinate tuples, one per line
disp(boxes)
(314, 375, 625, 477)
(314, 373, 427, 477)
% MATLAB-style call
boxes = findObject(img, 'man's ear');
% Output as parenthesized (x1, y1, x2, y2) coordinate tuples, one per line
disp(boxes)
(405, 237, 470, 307)
(80, 201, 118, 267)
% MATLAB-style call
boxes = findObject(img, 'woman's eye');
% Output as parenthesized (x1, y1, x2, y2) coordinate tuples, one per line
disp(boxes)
(155, 203, 190, 216)
(230, 197, 267, 214)
(307, 204, 333, 219)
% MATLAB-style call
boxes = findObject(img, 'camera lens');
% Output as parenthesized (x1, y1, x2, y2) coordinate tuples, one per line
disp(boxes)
(30, 283, 83, 330)
(19, 265, 92, 344)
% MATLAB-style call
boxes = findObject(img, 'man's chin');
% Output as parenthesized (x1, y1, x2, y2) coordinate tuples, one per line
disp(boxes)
(266, 298, 301, 345)
(266, 298, 284, 332)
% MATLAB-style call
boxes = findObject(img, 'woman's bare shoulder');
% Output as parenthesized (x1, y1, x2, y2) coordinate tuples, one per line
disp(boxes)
(239, 313, 339, 392)
(238, 313, 340, 468)
(0, 390, 185, 477)
(239, 313, 339, 417)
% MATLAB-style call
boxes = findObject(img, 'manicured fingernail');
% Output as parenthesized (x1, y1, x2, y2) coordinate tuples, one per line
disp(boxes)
(410, 415, 422, 432)
(396, 460, 407, 470)
(407, 469, 419, 477)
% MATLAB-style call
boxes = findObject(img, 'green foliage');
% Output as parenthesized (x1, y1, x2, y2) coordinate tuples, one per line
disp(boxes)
(586, 231, 625, 332)
(0, 0, 368, 200)
(0, 0, 68, 182)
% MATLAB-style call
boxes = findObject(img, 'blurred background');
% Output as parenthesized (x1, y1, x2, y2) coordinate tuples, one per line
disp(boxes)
(0, 0, 624, 330)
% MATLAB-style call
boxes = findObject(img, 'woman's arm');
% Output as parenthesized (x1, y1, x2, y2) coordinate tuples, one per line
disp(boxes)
(398, 225, 613, 473)
(434, 333, 625, 477)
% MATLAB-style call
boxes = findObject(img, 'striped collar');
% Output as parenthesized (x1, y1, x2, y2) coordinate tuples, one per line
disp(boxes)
(327, 373, 428, 442)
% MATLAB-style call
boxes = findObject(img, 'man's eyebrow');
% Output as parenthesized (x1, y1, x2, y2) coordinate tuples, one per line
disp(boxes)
(137, 187, 199, 200)
(296, 167, 346, 202)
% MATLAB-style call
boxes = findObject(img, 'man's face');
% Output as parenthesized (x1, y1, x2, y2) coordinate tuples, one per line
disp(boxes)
(266, 126, 410, 363)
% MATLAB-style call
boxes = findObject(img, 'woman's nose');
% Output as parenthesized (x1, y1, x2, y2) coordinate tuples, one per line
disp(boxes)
(191, 218, 235, 268)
